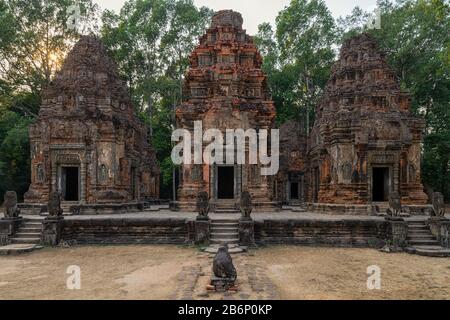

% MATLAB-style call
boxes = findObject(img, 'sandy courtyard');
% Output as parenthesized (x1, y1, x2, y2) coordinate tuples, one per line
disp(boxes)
(0, 245, 449, 300)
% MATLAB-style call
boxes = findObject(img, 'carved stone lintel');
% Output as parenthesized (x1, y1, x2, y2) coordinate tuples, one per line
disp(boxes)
(195, 220, 210, 245)
(42, 216, 64, 246)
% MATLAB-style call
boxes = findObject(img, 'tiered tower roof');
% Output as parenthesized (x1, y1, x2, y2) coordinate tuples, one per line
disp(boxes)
(39, 36, 135, 123)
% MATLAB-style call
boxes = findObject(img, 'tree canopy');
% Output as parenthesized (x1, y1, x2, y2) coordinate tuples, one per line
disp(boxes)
(0, 0, 448, 201)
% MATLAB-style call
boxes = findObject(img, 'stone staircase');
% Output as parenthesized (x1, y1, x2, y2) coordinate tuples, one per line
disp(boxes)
(61, 202, 78, 215)
(210, 218, 239, 245)
(10, 217, 44, 245)
(406, 220, 450, 257)
(214, 201, 240, 214)
(282, 201, 306, 212)
(0, 217, 44, 255)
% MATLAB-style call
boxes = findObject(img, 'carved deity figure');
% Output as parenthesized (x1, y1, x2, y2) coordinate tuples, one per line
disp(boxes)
(431, 192, 446, 218)
(213, 245, 237, 284)
(3, 191, 20, 218)
(240, 191, 253, 220)
(48, 191, 63, 217)
(387, 192, 402, 217)
(36, 164, 45, 182)
(196, 191, 209, 220)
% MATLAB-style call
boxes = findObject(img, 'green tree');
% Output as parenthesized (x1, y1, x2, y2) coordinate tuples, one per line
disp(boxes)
(0, 110, 32, 200)
(0, 0, 99, 200)
(0, 0, 100, 116)
(256, 0, 337, 130)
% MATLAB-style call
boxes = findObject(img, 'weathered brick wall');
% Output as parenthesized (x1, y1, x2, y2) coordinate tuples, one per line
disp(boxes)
(61, 217, 390, 248)
(62, 218, 192, 245)
(255, 219, 389, 247)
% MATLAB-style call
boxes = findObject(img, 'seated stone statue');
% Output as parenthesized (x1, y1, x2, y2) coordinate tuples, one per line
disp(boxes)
(387, 192, 402, 217)
(212, 245, 237, 291)
(431, 192, 446, 218)
(240, 191, 253, 220)
(196, 191, 209, 220)
(3, 191, 20, 218)
(48, 191, 63, 217)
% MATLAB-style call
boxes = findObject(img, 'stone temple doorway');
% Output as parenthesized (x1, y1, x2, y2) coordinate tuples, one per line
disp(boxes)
(217, 166, 235, 200)
(60, 166, 80, 202)
(372, 167, 390, 202)
(290, 182, 299, 200)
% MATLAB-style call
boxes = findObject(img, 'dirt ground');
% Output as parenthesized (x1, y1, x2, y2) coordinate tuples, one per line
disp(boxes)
(0, 245, 449, 300)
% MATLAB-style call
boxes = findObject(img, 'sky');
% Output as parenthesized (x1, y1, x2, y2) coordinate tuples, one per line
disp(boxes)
(94, 0, 378, 35)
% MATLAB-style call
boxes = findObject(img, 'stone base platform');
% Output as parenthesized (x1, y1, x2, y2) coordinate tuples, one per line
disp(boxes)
(306, 202, 432, 216)
(405, 246, 450, 258)
(203, 244, 247, 254)
(0, 244, 43, 255)
(170, 201, 281, 213)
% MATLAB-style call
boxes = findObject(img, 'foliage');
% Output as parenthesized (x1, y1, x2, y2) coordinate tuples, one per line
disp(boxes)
(0, 0, 98, 201)
(0, 110, 32, 200)
(255, 0, 337, 130)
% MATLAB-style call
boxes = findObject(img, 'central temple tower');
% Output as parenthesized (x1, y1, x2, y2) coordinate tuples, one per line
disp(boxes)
(175, 10, 277, 211)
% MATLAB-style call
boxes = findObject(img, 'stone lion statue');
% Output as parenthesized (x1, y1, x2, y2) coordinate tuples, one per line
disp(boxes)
(48, 191, 63, 217)
(3, 191, 20, 218)
(387, 192, 402, 217)
(213, 245, 237, 281)
(196, 191, 209, 220)
(431, 192, 446, 218)
(240, 191, 253, 220)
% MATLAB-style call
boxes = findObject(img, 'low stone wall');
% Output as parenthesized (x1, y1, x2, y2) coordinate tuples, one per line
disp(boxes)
(62, 218, 193, 245)
(255, 219, 389, 247)
(58, 216, 391, 248)
(307, 203, 432, 216)
(0, 220, 11, 245)
(17, 203, 46, 215)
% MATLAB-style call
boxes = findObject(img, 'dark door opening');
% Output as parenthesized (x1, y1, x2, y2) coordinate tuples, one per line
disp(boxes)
(62, 167, 79, 201)
(290, 182, 299, 200)
(372, 167, 389, 202)
(218, 166, 234, 199)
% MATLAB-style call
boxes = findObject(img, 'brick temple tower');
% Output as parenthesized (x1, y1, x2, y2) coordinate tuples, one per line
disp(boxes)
(308, 33, 428, 205)
(175, 10, 277, 211)
(24, 36, 160, 209)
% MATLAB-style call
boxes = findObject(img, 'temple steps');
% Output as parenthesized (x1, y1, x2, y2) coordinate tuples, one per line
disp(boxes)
(214, 208, 240, 214)
(406, 221, 450, 257)
(14, 232, 42, 238)
(10, 237, 41, 245)
(20, 227, 42, 233)
(210, 232, 239, 240)
(8, 217, 44, 247)
(408, 239, 440, 246)
(0, 244, 43, 255)
(211, 227, 238, 233)
(210, 238, 239, 245)
(210, 218, 240, 245)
